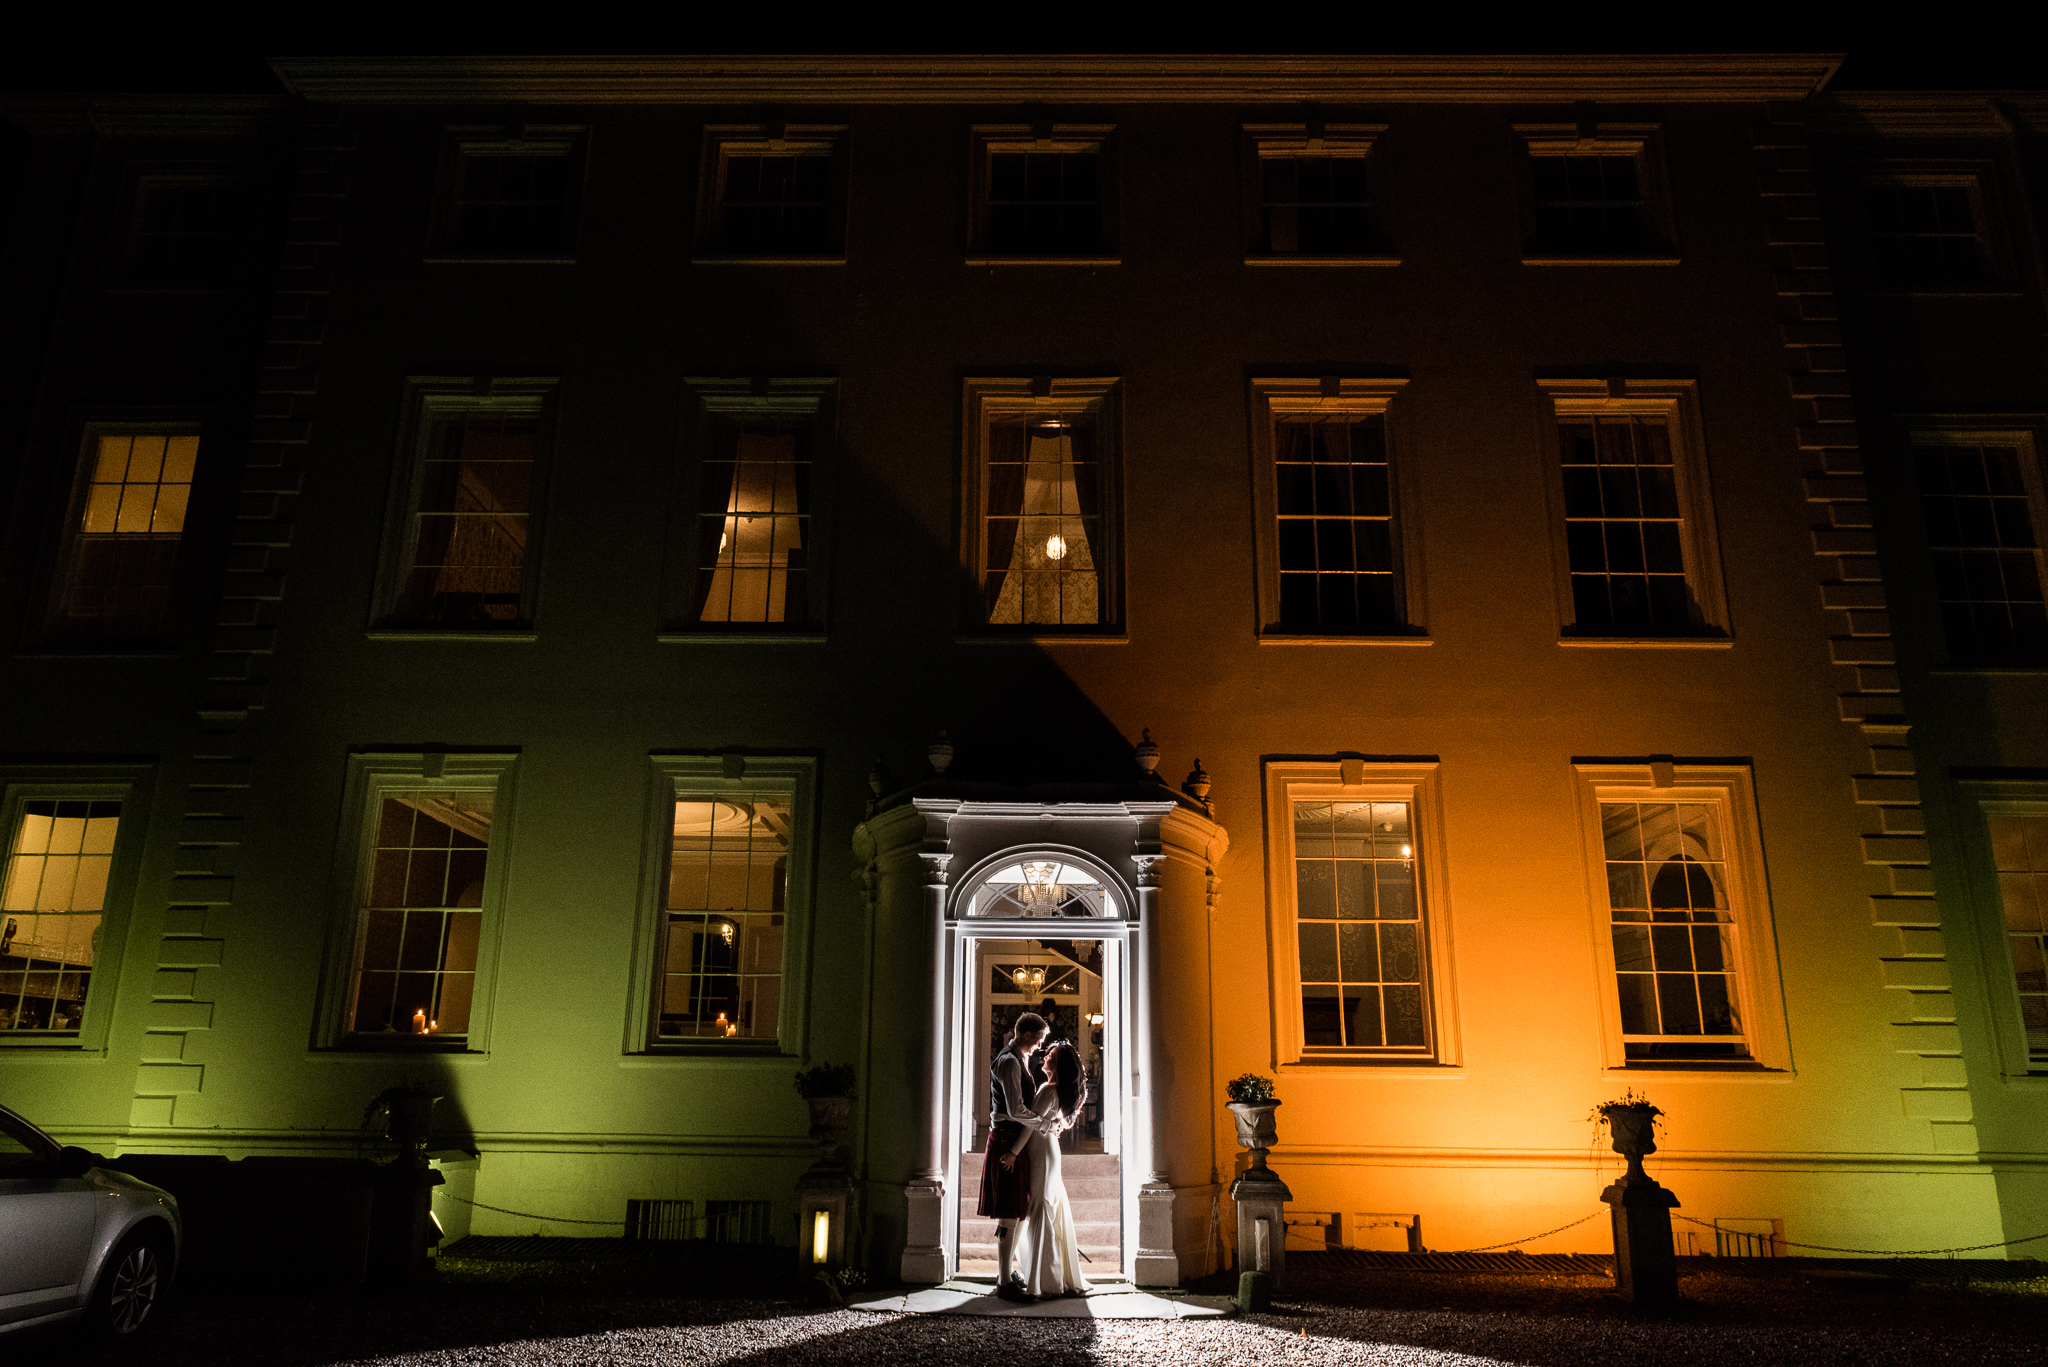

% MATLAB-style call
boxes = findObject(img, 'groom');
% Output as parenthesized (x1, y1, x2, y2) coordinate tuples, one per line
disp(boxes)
(977, 1011, 1047, 1302)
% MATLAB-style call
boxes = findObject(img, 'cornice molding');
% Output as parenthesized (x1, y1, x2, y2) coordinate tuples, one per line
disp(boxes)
(1810, 92, 2048, 139)
(266, 54, 1843, 106)
(2, 95, 290, 139)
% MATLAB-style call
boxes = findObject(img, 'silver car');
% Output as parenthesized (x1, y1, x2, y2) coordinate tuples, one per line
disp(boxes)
(0, 1103, 181, 1339)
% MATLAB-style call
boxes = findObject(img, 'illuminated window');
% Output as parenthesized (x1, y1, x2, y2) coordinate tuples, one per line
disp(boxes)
(640, 756, 814, 1050)
(693, 423, 810, 625)
(1574, 765, 1788, 1070)
(696, 126, 848, 261)
(961, 378, 1120, 633)
(1911, 432, 2047, 667)
(1251, 379, 1413, 636)
(1, 800, 118, 1038)
(1541, 380, 1726, 641)
(969, 127, 1116, 262)
(668, 378, 833, 635)
(1264, 760, 1454, 1064)
(1518, 126, 1673, 262)
(51, 428, 199, 644)
(1987, 812, 2048, 1062)
(328, 753, 514, 1049)
(1244, 125, 1389, 261)
(0, 769, 146, 1051)
(429, 129, 584, 260)
(376, 380, 556, 632)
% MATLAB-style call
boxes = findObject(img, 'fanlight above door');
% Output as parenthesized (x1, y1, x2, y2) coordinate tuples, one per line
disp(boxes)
(961, 860, 1117, 918)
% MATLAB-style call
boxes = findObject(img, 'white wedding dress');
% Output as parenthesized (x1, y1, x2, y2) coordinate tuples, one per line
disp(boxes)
(1016, 1091, 1090, 1297)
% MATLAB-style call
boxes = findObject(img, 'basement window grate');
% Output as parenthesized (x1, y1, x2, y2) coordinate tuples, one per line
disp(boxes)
(705, 1199, 774, 1245)
(623, 1198, 696, 1241)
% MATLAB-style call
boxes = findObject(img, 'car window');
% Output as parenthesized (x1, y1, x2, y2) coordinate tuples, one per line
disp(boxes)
(0, 1127, 43, 1176)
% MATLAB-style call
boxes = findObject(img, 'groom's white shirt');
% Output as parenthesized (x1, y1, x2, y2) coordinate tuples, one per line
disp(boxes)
(992, 1047, 1046, 1135)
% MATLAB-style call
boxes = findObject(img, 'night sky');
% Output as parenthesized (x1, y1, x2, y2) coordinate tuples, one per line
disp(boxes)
(2, 1, 2040, 95)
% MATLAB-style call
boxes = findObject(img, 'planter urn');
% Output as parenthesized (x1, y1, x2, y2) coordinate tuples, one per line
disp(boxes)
(1600, 1102, 1659, 1182)
(1227, 1100, 1281, 1175)
(806, 1095, 853, 1169)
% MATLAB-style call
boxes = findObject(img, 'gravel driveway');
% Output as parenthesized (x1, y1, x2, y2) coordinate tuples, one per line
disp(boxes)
(27, 1258, 2048, 1365)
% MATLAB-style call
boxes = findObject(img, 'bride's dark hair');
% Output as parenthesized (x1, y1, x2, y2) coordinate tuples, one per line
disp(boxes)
(1048, 1040, 1088, 1124)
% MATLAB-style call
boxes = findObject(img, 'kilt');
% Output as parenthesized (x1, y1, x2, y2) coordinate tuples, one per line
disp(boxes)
(975, 1121, 1033, 1219)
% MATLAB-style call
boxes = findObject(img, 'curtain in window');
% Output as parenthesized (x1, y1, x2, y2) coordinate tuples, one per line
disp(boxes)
(692, 445, 743, 620)
(982, 422, 1028, 619)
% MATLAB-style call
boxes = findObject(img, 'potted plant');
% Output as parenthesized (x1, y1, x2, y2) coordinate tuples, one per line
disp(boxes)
(794, 1062, 857, 1166)
(1225, 1072, 1281, 1174)
(1592, 1088, 1663, 1182)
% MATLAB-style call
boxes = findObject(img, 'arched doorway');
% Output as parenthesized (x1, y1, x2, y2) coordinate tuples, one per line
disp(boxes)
(943, 850, 1131, 1280)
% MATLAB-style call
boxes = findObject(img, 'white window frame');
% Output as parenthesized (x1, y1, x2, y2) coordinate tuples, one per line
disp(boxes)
(1516, 123, 1677, 266)
(1249, 378, 1424, 642)
(693, 124, 850, 264)
(426, 125, 587, 264)
(1572, 763, 1790, 1072)
(1955, 781, 2048, 1079)
(1242, 124, 1396, 265)
(370, 376, 560, 638)
(967, 125, 1118, 265)
(1902, 424, 2048, 671)
(0, 765, 152, 1055)
(1263, 759, 1461, 1068)
(43, 419, 205, 648)
(958, 377, 1124, 639)
(1854, 162, 2015, 296)
(661, 377, 835, 640)
(1538, 378, 1731, 646)
(626, 754, 816, 1054)
(317, 751, 518, 1052)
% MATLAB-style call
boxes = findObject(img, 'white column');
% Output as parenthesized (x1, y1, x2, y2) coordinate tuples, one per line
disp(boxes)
(899, 810, 954, 1284)
(1132, 855, 1179, 1286)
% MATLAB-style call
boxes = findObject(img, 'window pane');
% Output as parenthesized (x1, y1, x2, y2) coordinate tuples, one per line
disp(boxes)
(984, 418, 1102, 626)
(1294, 795, 1425, 1052)
(55, 431, 198, 641)
(1601, 800, 1748, 1057)
(2, 800, 119, 1036)
(1991, 811, 2048, 1059)
(350, 791, 492, 1037)
(987, 151, 1100, 254)
(1916, 443, 2048, 666)
(696, 425, 811, 626)
(657, 791, 791, 1041)
(395, 412, 541, 626)
(1563, 416, 1691, 636)
(451, 151, 575, 255)
(1274, 415, 1399, 631)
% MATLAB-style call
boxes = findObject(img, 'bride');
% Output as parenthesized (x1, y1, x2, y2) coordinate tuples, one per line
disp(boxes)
(1011, 1040, 1091, 1298)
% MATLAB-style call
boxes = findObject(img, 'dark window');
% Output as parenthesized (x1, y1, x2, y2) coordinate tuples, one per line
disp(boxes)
(987, 152, 1100, 255)
(349, 792, 490, 1039)
(1867, 184, 1984, 287)
(447, 152, 575, 256)
(129, 181, 244, 287)
(1274, 416, 1399, 630)
(716, 155, 831, 255)
(1559, 415, 1693, 635)
(1916, 442, 2047, 666)
(1532, 155, 1645, 253)
(393, 413, 541, 626)
(1261, 156, 1374, 254)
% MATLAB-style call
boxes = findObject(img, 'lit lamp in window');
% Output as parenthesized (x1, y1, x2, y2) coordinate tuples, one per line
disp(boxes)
(1012, 965, 1046, 991)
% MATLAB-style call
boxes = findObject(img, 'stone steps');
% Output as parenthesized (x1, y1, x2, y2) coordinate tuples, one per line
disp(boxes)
(957, 1150, 1120, 1268)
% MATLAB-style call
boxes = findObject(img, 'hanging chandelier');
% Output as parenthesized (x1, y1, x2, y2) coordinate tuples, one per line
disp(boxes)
(1018, 861, 1064, 909)
(1011, 964, 1046, 990)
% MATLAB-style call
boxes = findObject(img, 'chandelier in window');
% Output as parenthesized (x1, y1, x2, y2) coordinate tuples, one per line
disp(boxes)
(1018, 861, 1064, 909)
(1011, 964, 1047, 990)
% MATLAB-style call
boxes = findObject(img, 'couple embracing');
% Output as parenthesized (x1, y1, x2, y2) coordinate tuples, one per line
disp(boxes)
(975, 1011, 1091, 1302)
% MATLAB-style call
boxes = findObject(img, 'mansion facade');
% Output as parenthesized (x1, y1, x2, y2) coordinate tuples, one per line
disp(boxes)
(3, 54, 2048, 1279)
